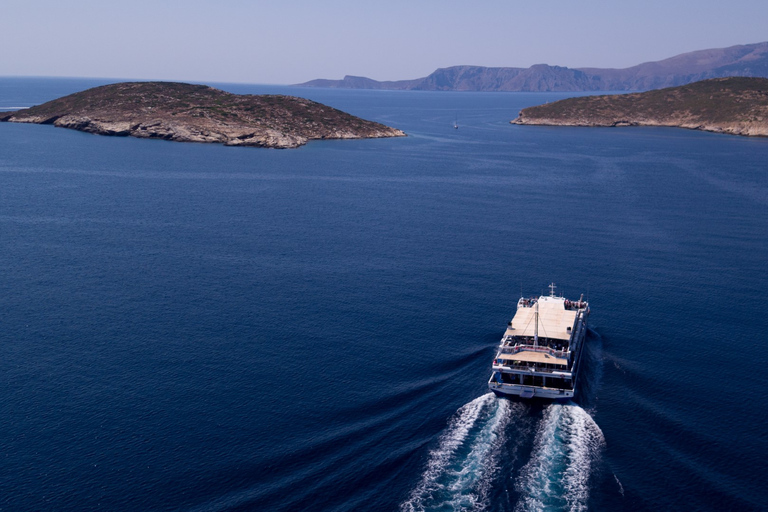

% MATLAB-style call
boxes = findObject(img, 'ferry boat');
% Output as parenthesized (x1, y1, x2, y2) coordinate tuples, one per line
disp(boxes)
(488, 283, 589, 401)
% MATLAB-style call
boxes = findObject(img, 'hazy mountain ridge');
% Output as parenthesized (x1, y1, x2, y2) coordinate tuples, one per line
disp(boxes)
(298, 42, 768, 92)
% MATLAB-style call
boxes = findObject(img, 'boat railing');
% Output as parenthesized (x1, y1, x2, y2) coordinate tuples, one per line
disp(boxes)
(498, 345, 568, 359)
(563, 299, 588, 311)
(493, 362, 568, 374)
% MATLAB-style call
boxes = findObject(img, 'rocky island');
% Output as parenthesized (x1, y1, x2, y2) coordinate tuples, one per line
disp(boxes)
(511, 77, 768, 137)
(0, 82, 406, 148)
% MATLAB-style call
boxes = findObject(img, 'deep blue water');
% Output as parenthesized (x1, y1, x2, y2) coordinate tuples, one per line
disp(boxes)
(1, 77, 767, 511)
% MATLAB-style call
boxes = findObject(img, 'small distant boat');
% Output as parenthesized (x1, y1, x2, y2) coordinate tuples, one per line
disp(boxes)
(488, 283, 590, 401)
(453, 114, 459, 129)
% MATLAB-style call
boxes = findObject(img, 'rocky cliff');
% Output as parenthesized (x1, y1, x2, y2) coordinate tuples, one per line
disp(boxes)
(0, 82, 406, 148)
(510, 77, 768, 137)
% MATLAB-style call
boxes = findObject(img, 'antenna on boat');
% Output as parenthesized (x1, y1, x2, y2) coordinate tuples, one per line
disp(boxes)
(549, 282, 557, 297)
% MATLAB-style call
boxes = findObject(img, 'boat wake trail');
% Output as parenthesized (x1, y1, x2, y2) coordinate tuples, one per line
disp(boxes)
(514, 403, 605, 512)
(401, 393, 522, 511)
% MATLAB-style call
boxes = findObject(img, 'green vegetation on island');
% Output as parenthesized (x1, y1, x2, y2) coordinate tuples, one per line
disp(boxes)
(0, 82, 406, 148)
(511, 77, 768, 137)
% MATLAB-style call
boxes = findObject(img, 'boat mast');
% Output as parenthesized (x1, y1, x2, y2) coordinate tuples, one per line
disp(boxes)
(533, 301, 539, 348)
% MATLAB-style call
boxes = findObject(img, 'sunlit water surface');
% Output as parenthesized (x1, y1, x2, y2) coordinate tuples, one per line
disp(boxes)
(1, 78, 767, 511)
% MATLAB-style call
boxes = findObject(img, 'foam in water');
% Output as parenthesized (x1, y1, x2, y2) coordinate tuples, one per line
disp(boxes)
(614, 474, 625, 498)
(514, 403, 605, 512)
(401, 393, 517, 511)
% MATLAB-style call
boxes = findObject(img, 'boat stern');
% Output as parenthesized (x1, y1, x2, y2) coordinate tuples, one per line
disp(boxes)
(488, 375, 574, 401)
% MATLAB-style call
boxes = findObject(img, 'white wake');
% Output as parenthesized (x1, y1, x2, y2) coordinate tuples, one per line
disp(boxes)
(514, 403, 605, 512)
(401, 393, 518, 511)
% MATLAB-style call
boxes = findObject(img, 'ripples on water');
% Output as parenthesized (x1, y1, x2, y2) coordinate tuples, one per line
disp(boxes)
(2, 78, 768, 511)
(514, 404, 605, 512)
(401, 396, 606, 512)
(401, 394, 515, 511)
(401, 329, 606, 512)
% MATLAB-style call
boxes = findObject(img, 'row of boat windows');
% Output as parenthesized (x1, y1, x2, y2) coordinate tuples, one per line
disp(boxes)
(495, 372, 574, 390)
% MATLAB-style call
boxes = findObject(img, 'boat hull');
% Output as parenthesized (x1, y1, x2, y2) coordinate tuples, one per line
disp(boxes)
(488, 381, 575, 402)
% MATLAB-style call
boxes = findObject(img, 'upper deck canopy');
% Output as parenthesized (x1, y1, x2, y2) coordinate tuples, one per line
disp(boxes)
(504, 295, 577, 341)
(497, 351, 568, 366)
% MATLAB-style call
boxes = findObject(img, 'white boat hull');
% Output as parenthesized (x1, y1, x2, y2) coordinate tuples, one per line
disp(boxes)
(488, 381, 575, 401)
(487, 286, 589, 402)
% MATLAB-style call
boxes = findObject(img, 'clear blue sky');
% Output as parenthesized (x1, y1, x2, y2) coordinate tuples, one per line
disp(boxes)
(2, 0, 766, 84)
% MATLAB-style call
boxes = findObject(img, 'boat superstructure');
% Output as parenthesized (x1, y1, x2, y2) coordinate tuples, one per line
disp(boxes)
(488, 283, 589, 400)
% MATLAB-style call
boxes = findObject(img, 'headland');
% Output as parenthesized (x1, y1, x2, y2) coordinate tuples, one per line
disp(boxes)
(511, 77, 768, 137)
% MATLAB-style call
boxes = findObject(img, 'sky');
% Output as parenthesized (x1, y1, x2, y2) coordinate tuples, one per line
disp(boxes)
(1, 0, 767, 85)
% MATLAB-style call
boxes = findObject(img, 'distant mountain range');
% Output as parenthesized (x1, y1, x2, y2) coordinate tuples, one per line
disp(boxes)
(297, 42, 768, 92)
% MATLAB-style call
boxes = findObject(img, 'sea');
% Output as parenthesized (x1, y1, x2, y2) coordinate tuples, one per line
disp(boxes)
(1, 77, 767, 512)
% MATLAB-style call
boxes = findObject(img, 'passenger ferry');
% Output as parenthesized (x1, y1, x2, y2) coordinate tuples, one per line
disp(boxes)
(488, 284, 589, 400)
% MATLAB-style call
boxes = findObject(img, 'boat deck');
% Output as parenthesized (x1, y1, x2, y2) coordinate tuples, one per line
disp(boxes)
(504, 295, 578, 341)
